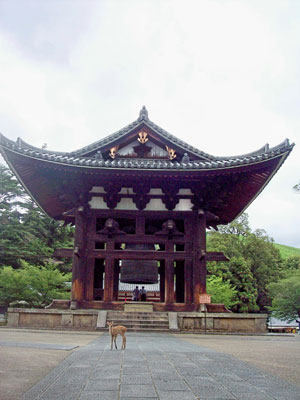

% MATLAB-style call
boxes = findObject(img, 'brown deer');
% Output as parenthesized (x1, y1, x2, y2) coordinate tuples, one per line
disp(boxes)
(107, 321, 127, 350)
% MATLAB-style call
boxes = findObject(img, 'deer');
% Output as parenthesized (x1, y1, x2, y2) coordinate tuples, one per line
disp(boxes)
(107, 321, 127, 350)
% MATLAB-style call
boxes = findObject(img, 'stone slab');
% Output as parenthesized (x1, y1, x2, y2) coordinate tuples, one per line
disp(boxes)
(168, 312, 178, 330)
(124, 303, 154, 312)
(96, 310, 107, 329)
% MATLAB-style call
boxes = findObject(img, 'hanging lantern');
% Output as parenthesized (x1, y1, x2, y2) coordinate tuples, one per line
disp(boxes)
(120, 243, 158, 284)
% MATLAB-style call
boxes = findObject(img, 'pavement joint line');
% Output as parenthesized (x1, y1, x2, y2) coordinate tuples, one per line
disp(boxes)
(140, 342, 159, 400)
(181, 342, 278, 400)
(76, 346, 105, 400)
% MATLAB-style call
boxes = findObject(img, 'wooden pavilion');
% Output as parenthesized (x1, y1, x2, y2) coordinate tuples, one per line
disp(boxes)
(0, 107, 294, 312)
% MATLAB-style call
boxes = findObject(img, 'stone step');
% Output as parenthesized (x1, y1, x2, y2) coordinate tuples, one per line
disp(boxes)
(105, 311, 172, 332)
(111, 322, 169, 329)
(107, 315, 168, 321)
(108, 318, 169, 324)
(107, 311, 168, 317)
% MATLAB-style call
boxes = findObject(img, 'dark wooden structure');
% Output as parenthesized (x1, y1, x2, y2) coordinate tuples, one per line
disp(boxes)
(0, 107, 294, 311)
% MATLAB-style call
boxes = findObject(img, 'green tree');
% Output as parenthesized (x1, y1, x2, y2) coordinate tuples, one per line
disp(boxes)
(206, 276, 238, 309)
(207, 213, 282, 312)
(282, 256, 300, 272)
(0, 164, 74, 269)
(0, 263, 71, 307)
(0, 266, 32, 307)
(267, 270, 300, 321)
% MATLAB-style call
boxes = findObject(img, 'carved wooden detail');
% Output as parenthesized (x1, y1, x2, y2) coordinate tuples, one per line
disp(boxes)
(155, 220, 183, 239)
(103, 193, 121, 209)
(132, 183, 151, 210)
(133, 143, 152, 158)
(97, 218, 126, 238)
(162, 185, 179, 210)
(166, 145, 176, 160)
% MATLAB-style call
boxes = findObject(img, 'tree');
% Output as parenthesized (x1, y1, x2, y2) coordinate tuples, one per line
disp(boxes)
(267, 270, 300, 321)
(206, 276, 238, 309)
(282, 256, 300, 272)
(0, 164, 74, 269)
(0, 262, 71, 307)
(207, 213, 282, 312)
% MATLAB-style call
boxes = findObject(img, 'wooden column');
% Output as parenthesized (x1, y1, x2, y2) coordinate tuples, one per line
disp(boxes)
(160, 261, 165, 302)
(165, 242, 174, 304)
(71, 207, 87, 308)
(184, 216, 194, 304)
(104, 240, 114, 302)
(113, 260, 120, 301)
(84, 213, 96, 301)
(193, 211, 207, 306)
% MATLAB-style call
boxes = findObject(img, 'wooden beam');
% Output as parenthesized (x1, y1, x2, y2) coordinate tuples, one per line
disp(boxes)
(93, 250, 193, 260)
(206, 252, 229, 262)
(95, 234, 188, 244)
(53, 248, 73, 258)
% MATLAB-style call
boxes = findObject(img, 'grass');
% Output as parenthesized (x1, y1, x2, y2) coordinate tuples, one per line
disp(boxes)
(274, 243, 300, 259)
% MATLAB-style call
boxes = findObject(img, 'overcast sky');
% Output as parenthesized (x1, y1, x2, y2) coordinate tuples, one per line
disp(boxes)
(0, 0, 299, 247)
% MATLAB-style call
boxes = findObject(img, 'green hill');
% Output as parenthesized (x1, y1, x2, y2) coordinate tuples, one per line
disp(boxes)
(274, 243, 300, 259)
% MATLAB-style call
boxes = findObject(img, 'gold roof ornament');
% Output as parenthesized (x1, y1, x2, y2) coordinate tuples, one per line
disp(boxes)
(109, 146, 119, 159)
(137, 130, 148, 144)
(166, 146, 176, 160)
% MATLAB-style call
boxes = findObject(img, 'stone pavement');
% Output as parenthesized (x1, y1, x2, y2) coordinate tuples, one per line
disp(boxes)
(22, 333, 300, 400)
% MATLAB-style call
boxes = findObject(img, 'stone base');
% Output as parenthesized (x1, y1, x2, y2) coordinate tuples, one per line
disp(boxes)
(6, 307, 267, 333)
(178, 312, 267, 333)
(124, 302, 153, 312)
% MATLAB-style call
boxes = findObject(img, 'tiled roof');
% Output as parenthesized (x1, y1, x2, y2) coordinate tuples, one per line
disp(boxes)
(0, 107, 294, 171)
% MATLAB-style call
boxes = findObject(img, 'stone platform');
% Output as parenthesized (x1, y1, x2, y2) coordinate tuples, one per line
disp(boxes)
(6, 308, 267, 333)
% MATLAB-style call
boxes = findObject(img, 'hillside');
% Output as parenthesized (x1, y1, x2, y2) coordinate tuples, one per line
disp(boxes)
(274, 243, 300, 259)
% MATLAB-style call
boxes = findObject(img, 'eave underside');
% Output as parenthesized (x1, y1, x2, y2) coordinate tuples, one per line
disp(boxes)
(1, 147, 289, 225)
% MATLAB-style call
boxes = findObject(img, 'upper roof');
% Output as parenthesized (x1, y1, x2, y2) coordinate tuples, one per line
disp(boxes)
(0, 106, 293, 171)
(0, 107, 295, 222)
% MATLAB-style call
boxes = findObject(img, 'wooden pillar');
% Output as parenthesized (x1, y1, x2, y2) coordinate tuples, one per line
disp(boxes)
(71, 207, 87, 308)
(184, 217, 193, 304)
(85, 213, 96, 301)
(104, 240, 114, 302)
(193, 211, 207, 306)
(160, 261, 165, 302)
(113, 260, 120, 301)
(165, 242, 174, 304)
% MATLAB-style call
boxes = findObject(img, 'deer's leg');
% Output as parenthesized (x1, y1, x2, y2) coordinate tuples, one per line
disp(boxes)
(122, 335, 126, 350)
(114, 336, 117, 349)
(110, 335, 113, 350)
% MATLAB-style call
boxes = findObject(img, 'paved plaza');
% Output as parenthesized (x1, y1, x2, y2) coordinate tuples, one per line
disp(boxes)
(7, 331, 297, 400)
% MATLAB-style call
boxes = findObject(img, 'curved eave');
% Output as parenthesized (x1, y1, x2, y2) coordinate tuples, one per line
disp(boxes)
(0, 139, 294, 172)
(0, 142, 293, 222)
